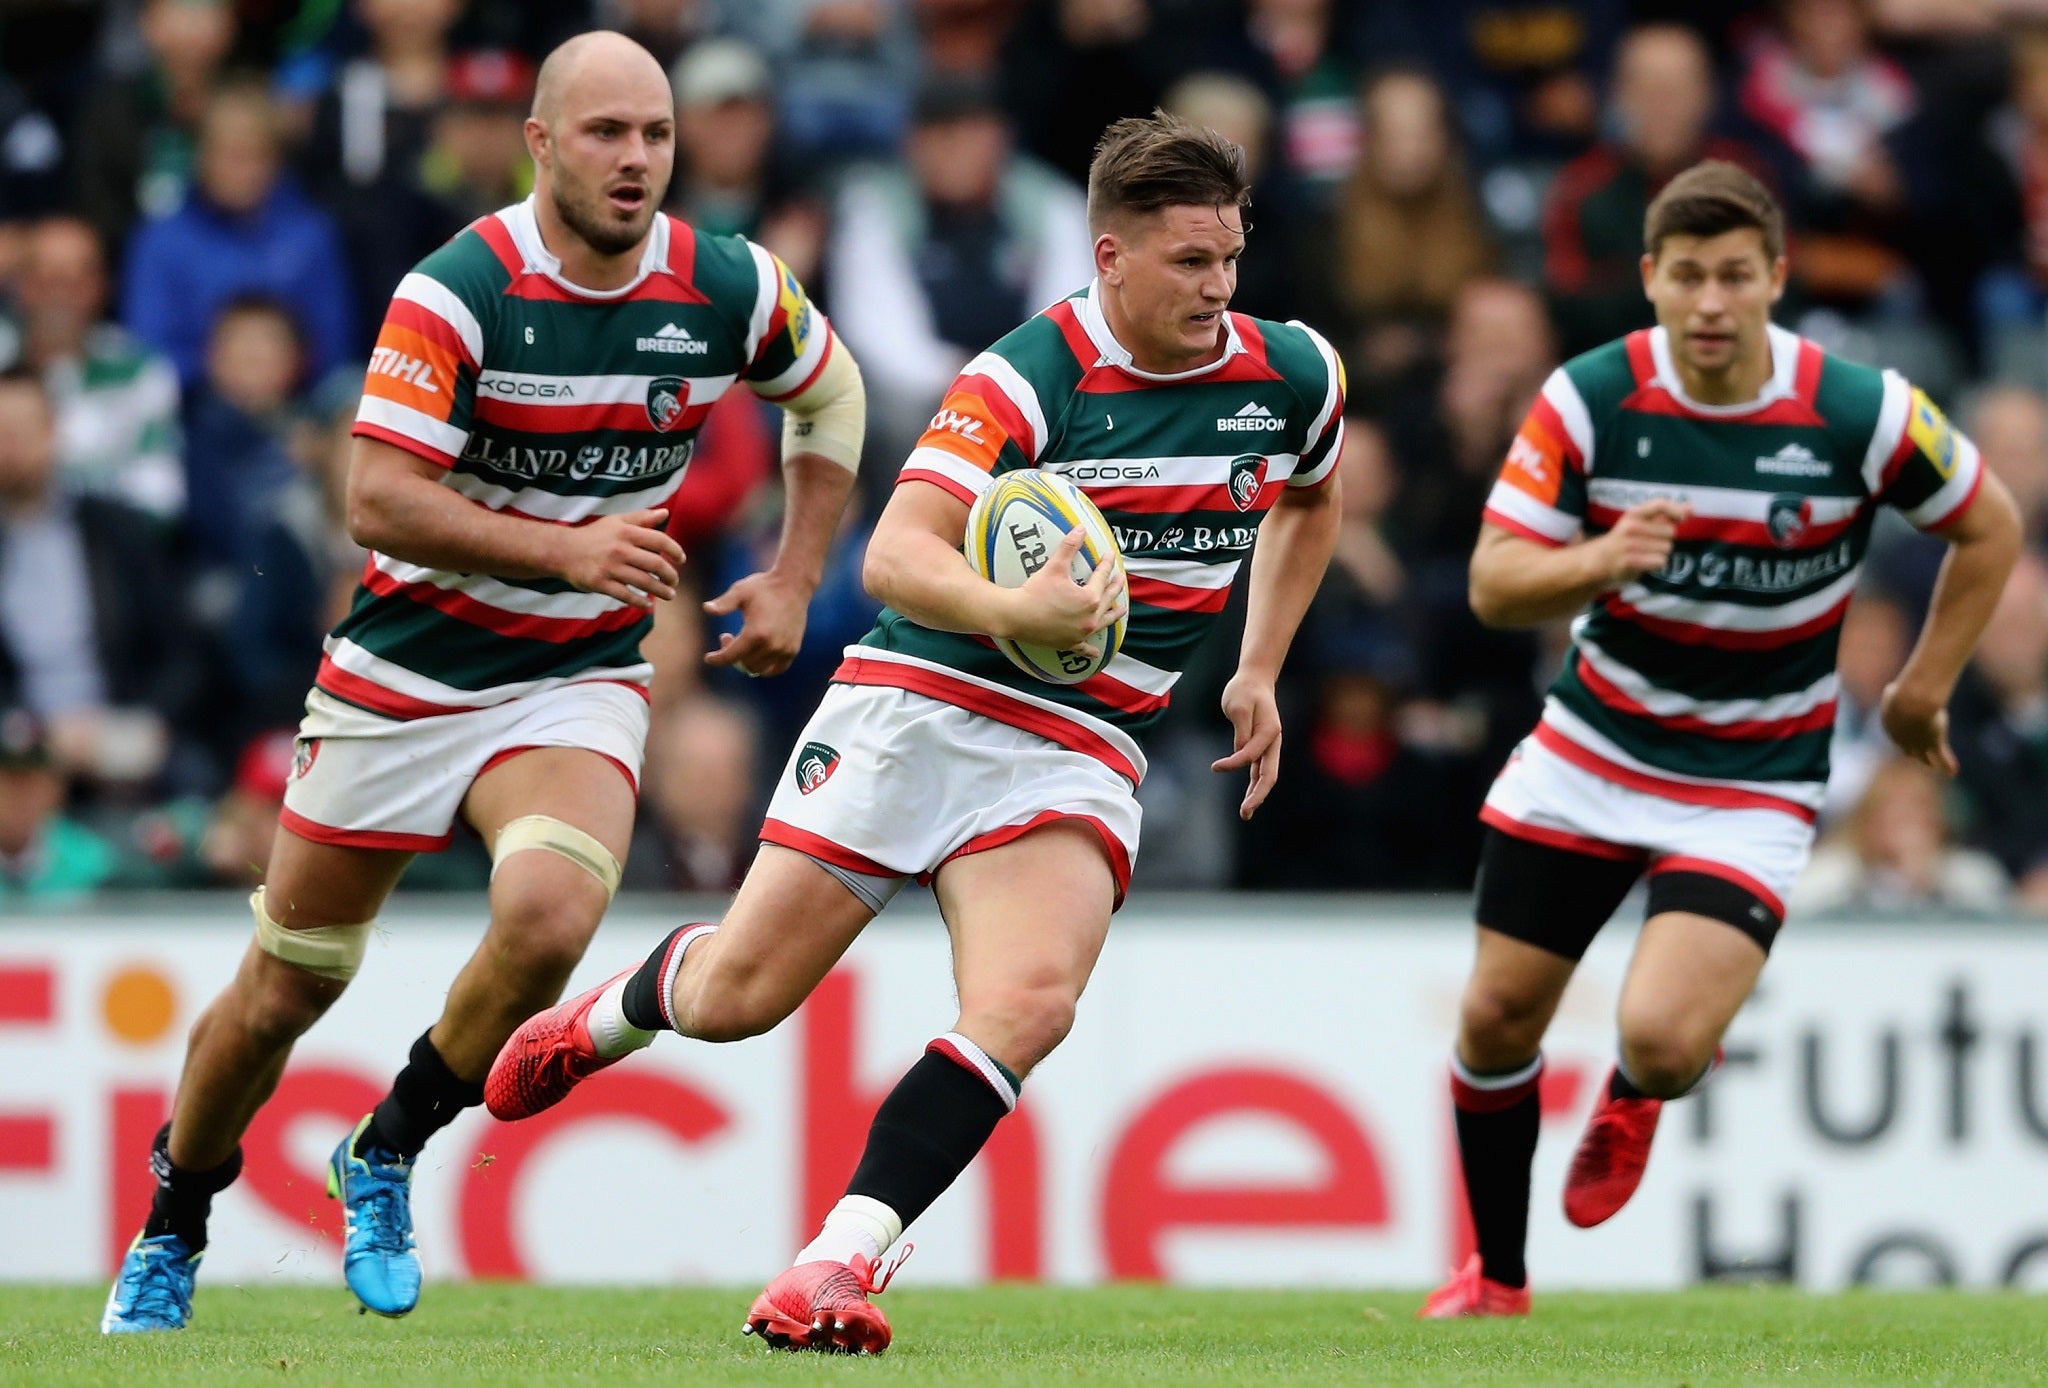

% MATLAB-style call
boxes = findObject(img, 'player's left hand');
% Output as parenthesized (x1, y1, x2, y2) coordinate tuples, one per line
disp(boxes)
(1880, 678, 1959, 776)
(703, 570, 812, 677)
(1213, 674, 1282, 820)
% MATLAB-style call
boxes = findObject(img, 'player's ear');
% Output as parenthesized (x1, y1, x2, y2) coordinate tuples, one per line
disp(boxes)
(1094, 230, 1121, 286)
(523, 117, 550, 169)
(1638, 251, 1658, 301)
(1768, 254, 1789, 305)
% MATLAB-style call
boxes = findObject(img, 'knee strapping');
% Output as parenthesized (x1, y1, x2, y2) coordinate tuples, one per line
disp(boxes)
(492, 814, 621, 900)
(251, 891, 372, 981)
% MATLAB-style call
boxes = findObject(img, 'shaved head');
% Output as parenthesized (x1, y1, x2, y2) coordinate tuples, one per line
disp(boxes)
(532, 29, 667, 128)
(525, 29, 676, 269)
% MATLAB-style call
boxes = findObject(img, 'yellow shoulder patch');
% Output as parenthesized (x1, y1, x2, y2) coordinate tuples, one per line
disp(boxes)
(1906, 387, 1959, 480)
(774, 255, 815, 356)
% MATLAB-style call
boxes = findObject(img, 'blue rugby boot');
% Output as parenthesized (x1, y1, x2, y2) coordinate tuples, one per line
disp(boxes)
(101, 1233, 200, 1333)
(327, 1116, 420, 1316)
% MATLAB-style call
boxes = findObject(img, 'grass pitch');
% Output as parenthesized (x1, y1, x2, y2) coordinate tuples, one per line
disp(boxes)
(4, 1283, 2043, 1386)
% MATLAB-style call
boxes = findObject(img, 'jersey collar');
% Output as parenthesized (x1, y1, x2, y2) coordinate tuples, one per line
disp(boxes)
(502, 197, 671, 300)
(1646, 322, 1800, 416)
(1075, 280, 1244, 381)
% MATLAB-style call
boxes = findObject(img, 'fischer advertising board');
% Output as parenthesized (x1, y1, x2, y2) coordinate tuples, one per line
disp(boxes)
(2, 897, 2045, 1290)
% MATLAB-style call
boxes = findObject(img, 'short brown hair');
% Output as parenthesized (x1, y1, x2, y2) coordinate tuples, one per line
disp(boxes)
(1087, 111, 1250, 235)
(1644, 161, 1784, 261)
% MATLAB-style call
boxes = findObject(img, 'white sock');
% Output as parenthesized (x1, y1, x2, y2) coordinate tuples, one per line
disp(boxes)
(793, 1195, 903, 1267)
(585, 973, 655, 1059)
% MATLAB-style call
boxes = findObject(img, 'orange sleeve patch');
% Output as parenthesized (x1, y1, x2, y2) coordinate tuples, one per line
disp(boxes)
(1498, 415, 1568, 507)
(916, 390, 1009, 473)
(362, 323, 462, 422)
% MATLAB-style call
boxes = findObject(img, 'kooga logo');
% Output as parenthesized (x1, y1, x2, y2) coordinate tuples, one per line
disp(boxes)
(1218, 402, 1285, 432)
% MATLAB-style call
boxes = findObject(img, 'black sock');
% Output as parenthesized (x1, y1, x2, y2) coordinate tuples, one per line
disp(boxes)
(621, 924, 710, 1032)
(1450, 1057, 1543, 1289)
(1609, 1065, 1647, 1100)
(142, 1123, 242, 1252)
(362, 1030, 483, 1160)
(844, 1038, 1018, 1228)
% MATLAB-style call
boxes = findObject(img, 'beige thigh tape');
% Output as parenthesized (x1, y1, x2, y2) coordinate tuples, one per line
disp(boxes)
(492, 814, 622, 900)
(251, 891, 372, 981)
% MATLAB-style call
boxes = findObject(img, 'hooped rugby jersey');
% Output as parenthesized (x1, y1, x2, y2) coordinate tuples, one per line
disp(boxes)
(335, 197, 834, 718)
(1483, 323, 1984, 821)
(843, 281, 1346, 786)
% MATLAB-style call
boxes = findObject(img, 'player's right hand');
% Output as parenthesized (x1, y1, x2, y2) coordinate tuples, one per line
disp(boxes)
(560, 507, 685, 609)
(1596, 499, 1690, 587)
(997, 527, 1129, 656)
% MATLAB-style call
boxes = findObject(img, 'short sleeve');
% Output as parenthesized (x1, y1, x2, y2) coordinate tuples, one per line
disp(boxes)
(740, 243, 835, 401)
(351, 271, 483, 468)
(1287, 322, 1347, 490)
(1862, 371, 1984, 531)
(1481, 367, 1592, 547)
(895, 350, 1049, 506)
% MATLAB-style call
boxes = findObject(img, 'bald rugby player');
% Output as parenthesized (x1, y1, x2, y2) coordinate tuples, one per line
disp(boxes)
(102, 31, 866, 1332)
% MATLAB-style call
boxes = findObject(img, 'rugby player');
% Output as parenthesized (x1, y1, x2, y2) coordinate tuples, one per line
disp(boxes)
(102, 31, 866, 1332)
(1421, 162, 2021, 1317)
(486, 112, 1346, 1353)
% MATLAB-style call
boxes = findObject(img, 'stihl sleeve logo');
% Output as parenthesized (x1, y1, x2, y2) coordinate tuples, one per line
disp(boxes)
(362, 322, 462, 421)
(917, 390, 1008, 471)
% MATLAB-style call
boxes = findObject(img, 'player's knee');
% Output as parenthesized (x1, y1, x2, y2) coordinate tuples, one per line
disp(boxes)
(1458, 981, 1550, 1060)
(236, 967, 338, 1050)
(964, 984, 1077, 1074)
(490, 889, 601, 985)
(1615, 1020, 1713, 1098)
(671, 957, 790, 1043)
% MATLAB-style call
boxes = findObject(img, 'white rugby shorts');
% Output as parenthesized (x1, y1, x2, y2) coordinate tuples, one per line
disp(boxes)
(1481, 724, 1816, 918)
(761, 682, 1141, 904)
(281, 681, 650, 851)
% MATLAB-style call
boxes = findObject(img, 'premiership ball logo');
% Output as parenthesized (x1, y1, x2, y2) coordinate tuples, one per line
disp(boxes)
(1228, 455, 1268, 513)
(647, 376, 689, 432)
(793, 741, 840, 795)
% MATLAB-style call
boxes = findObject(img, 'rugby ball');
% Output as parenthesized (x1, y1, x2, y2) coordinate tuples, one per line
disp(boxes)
(963, 469, 1127, 685)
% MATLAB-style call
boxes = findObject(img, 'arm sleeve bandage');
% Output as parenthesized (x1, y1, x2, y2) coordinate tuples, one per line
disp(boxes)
(778, 340, 866, 475)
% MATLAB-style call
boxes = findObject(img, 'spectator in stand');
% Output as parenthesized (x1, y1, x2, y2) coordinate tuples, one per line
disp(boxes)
(827, 73, 1092, 499)
(600, 0, 716, 72)
(1334, 68, 1498, 386)
(1795, 756, 2009, 915)
(9, 217, 183, 523)
(0, 708, 138, 901)
(1161, 73, 1302, 324)
(1227, 0, 1360, 199)
(725, 0, 921, 168)
(120, 84, 354, 389)
(1546, 24, 1768, 356)
(669, 39, 828, 282)
(1965, 383, 2048, 547)
(1737, 0, 1920, 309)
(1001, 0, 1180, 185)
(198, 728, 296, 886)
(1823, 587, 1911, 823)
(1950, 549, 2048, 908)
(1963, 25, 2048, 345)
(1305, 418, 1406, 637)
(304, 0, 464, 194)
(227, 370, 365, 734)
(0, 76, 65, 221)
(70, 0, 237, 255)
(0, 370, 201, 792)
(623, 695, 763, 891)
(184, 298, 304, 597)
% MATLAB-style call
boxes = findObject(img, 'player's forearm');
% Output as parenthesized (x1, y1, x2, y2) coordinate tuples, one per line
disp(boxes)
(1235, 482, 1340, 683)
(1893, 475, 2024, 707)
(1468, 528, 1615, 628)
(347, 456, 562, 580)
(768, 453, 857, 591)
(863, 519, 1021, 638)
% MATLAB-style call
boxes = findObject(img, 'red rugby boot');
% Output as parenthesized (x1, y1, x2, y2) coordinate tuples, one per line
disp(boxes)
(1416, 1254, 1531, 1318)
(1562, 1073, 1664, 1228)
(485, 969, 636, 1121)
(743, 1247, 911, 1353)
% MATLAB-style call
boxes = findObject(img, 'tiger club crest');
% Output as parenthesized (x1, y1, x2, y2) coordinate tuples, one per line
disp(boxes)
(793, 741, 840, 795)
(647, 376, 689, 432)
(1766, 493, 1811, 549)
(1228, 454, 1268, 512)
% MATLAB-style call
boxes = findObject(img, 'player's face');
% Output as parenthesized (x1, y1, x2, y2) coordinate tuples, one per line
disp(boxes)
(530, 82, 675, 258)
(1098, 204, 1243, 371)
(1641, 229, 1786, 383)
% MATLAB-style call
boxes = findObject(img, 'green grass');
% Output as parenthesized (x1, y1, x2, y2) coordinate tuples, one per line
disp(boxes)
(5, 1284, 2044, 1386)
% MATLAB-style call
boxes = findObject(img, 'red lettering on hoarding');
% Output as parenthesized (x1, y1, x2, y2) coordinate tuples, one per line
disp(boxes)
(0, 964, 54, 1023)
(1100, 1067, 1391, 1279)
(0, 1113, 54, 1168)
(240, 1066, 386, 1243)
(460, 1071, 730, 1279)
(108, 1087, 170, 1272)
(801, 970, 1045, 1278)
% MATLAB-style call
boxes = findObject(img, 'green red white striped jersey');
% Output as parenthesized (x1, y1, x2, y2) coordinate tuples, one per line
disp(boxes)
(1485, 323, 1983, 820)
(844, 282, 1346, 785)
(336, 197, 833, 718)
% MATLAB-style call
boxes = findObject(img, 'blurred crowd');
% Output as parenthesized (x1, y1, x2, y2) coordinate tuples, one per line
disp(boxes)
(5, 0, 2048, 912)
